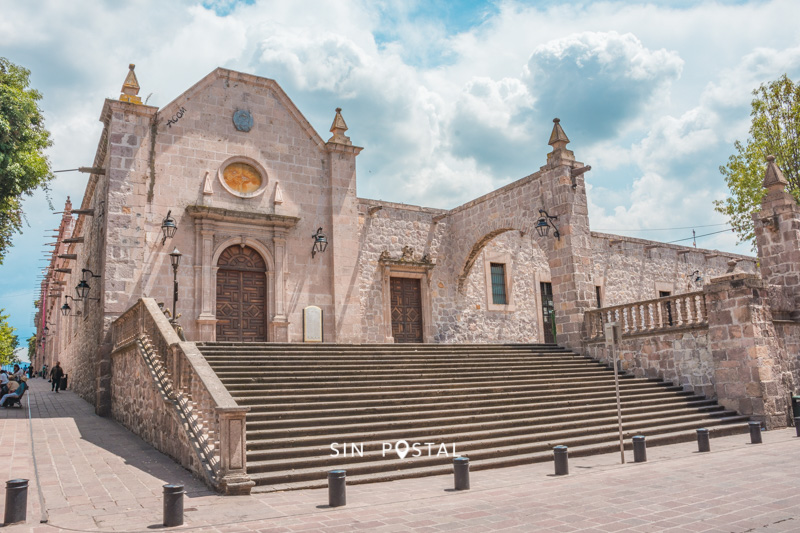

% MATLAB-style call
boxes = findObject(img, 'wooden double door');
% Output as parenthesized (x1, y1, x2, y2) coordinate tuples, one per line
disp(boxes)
(390, 277, 423, 343)
(216, 246, 267, 342)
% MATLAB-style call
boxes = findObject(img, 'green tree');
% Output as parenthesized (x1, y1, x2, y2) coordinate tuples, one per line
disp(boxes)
(0, 309, 20, 366)
(714, 75, 800, 248)
(0, 57, 53, 263)
(27, 334, 37, 364)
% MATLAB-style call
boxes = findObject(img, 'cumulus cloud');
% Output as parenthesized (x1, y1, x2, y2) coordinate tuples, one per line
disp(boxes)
(4, 0, 800, 343)
(523, 31, 684, 140)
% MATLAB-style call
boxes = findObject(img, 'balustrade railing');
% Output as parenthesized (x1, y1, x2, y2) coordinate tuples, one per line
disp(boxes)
(112, 298, 253, 494)
(584, 291, 708, 341)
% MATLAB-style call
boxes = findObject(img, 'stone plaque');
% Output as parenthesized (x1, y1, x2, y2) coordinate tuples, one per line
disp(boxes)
(303, 306, 323, 342)
(232, 109, 253, 132)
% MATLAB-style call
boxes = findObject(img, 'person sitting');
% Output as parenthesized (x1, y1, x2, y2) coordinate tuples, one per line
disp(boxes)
(11, 364, 23, 381)
(0, 371, 8, 396)
(1, 376, 27, 407)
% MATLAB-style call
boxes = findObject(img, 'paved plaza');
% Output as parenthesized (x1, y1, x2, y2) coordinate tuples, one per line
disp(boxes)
(0, 377, 798, 532)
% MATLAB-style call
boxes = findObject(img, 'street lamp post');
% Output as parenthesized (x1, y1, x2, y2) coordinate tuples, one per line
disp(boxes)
(169, 247, 182, 324)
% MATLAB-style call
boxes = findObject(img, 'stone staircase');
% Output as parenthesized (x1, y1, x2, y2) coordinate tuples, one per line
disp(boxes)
(196, 343, 750, 492)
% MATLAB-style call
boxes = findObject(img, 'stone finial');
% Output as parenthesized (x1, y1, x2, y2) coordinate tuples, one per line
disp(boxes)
(547, 118, 574, 163)
(327, 107, 351, 145)
(65, 196, 72, 212)
(119, 64, 143, 105)
(726, 259, 739, 273)
(548, 118, 570, 148)
(763, 154, 788, 193)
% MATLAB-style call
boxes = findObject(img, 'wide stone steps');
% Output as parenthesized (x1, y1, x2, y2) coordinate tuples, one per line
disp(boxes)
(197, 342, 750, 491)
(250, 424, 747, 493)
(245, 396, 720, 428)
(224, 373, 629, 396)
(244, 399, 727, 437)
(239, 385, 694, 416)
(230, 379, 683, 406)
(245, 407, 738, 454)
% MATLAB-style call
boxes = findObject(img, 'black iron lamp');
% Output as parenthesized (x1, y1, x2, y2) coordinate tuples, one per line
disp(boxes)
(161, 210, 177, 244)
(169, 247, 182, 324)
(60, 295, 77, 316)
(535, 209, 560, 240)
(690, 270, 703, 284)
(75, 279, 91, 299)
(311, 227, 328, 258)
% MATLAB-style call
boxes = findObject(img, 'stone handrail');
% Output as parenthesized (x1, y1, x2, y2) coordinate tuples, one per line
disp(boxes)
(584, 291, 708, 342)
(112, 298, 253, 494)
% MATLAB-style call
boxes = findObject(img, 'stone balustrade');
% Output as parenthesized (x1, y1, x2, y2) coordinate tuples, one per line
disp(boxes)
(584, 291, 708, 341)
(111, 298, 253, 494)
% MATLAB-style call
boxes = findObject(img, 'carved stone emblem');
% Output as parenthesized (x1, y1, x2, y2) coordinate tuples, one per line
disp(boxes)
(401, 246, 415, 262)
(232, 109, 253, 132)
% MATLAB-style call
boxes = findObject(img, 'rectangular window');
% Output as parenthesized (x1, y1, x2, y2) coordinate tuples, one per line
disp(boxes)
(490, 263, 507, 305)
(595, 286, 603, 308)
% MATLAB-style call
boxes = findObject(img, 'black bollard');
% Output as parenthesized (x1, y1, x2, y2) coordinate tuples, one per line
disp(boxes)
(633, 436, 647, 463)
(162, 484, 184, 527)
(553, 445, 568, 476)
(3, 479, 28, 526)
(697, 428, 710, 453)
(328, 470, 346, 507)
(795, 418, 800, 438)
(749, 421, 763, 444)
(453, 456, 470, 490)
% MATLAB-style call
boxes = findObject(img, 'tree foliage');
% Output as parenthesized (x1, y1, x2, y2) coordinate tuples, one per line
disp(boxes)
(27, 334, 37, 364)
(714, 75, 800, 248)
(0, 57, 53, 263)
(0, 309, 19, 366)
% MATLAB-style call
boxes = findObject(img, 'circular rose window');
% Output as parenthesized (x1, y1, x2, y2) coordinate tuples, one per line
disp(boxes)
(218, 159, 268, 198)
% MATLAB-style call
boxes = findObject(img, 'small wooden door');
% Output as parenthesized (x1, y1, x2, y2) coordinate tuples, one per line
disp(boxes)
(540, 282, 556, 343)
(216, 246, 267, 342)
(390, 277, 423, 343)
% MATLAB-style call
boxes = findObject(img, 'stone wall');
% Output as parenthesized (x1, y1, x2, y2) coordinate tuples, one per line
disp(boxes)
(358, 199, 551, 343)
(591, 232, 756, 307)
(585, 328, 714, 398)
(110, 343, 204, 480)
(774, 321, 800, 396)
(46, 138, 114, 409)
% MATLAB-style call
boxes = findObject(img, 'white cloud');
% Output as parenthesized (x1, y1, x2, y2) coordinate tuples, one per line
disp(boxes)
(3, 0, 800, 342)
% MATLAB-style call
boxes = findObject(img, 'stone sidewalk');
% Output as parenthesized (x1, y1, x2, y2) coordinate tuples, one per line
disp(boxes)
(1, 377, 799, 532)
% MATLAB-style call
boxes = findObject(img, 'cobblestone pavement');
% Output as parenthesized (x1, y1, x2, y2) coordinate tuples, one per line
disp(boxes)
(1, 377, 799, 532)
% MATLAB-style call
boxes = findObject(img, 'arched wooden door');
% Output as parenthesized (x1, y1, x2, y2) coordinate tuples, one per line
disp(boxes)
(216, 245, 267, 342)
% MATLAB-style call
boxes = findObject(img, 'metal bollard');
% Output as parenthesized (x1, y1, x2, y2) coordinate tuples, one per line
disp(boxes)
(328, 470, 346, 507)
(795, 418, 800, 438)
(553, 445, 568, 476)
(162, 484, 184, 527)
(633, 436, 647, 463)
(696, 428, 710, 452)
(453, 456, 470, 490)
(749, 421, 763, 444)
(3, 479, 28, 526)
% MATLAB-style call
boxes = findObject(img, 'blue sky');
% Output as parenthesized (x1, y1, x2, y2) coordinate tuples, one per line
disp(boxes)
(2, 0, 800, 358)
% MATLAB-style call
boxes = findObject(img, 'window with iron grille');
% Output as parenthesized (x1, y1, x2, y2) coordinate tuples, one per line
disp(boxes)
(490, 263, 507, 305)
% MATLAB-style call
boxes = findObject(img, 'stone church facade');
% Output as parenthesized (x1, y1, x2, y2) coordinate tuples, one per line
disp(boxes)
(39, 66, 780, 417)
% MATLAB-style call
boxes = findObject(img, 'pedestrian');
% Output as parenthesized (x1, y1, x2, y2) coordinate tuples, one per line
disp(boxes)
(1, 376, 27, 407)
(50, 362, 64, 393)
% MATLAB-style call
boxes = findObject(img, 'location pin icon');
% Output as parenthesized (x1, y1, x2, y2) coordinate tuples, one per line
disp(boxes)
(395, 440, 410, 459)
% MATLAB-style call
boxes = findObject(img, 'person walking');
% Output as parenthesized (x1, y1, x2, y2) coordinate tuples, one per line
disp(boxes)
(50, 362, 64, 393)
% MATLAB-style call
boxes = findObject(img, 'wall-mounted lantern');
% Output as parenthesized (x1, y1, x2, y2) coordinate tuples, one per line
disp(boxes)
(161, 210, 178, 244)
(311, 228, 328, 258)
(60, 295, 77, 316)
(75, 268, 101, 300)
(535, 209, 561, 240)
